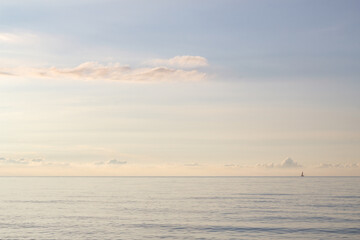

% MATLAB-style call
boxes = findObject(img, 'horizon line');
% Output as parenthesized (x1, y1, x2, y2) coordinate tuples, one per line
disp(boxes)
(0, 175, 359, 177)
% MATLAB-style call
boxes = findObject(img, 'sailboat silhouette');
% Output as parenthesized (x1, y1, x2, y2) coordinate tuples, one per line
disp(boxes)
(301, 171, 304, 177)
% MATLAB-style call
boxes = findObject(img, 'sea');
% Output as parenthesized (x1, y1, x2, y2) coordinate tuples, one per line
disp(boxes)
(0, 177, 359, 239)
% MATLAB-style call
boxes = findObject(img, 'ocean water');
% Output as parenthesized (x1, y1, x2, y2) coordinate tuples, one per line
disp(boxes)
(0, 177, 359, 239)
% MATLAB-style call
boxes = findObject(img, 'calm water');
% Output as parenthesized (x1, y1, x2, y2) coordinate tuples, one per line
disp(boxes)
(0, 177, 359, 239)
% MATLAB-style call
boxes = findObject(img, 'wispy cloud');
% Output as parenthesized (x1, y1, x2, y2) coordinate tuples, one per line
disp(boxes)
(0, 71, 13, 76)
(148, 56, 209, 68)
(108, 159, 127, 165)
(0, 157, 69, 167)
(0, 157, 45, 165)
(0, 32, 38, 44)
(1, 60, 207, 82)
(184, 163, 200, 167)
(0, 157, 28, 165)
(316, 163, 360, 168)
(224, 164, 237, 167)
(95, 159, 127, 165)
(5, 158, 29, 165)
(32, 159, 43, 163)
(256, 157, 302, 168)
(0, 32, 23, 43)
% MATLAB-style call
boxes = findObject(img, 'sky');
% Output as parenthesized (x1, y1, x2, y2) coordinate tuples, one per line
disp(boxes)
(0, 0, 359, 176)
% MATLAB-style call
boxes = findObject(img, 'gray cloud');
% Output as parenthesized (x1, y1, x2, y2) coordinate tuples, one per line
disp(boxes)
(184, 163, 200, 167)
(224, 164, 236, 167)
(0, 71, 13, 76)
(94, 161, 105, 165)
(0, 157, 54, 166)
(5, 158, 29, 165)
(257, 157, 302, 169)
(42, 162, 70, 167)
(108, 159, 127, 165)
(32, 158, 43, 162)
(316, 163, 360, 168)
(94, 159, 127, 166)
(279, 158, 302, 168)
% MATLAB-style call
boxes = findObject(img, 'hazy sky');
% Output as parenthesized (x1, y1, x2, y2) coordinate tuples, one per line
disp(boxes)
(1, 0, 359, 176)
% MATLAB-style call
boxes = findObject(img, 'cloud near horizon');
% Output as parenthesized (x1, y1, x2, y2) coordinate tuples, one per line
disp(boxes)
(95, 159, 127, 165)
(316, 163, 360, 168)
(0, 157, 66, 166)
(108, 159, 127, 165)
(148, 56, 209, 68)
(0, 56, 208, 82)
(184, 163, 200, 167)
(256, 157, 302, 169)
(0, 156, 359, 176)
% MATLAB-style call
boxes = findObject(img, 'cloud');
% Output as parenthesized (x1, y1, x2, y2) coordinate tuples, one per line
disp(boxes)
(94, 161, 105, 165)
(0, 32, 22, 43)
(32, 158, 43, 162)
(0, 32, 38, 44)
(257, 157, 302, 168)
(0, 158, 29, 165)
(279, 157, 302, 168)
(108, 159, 127, 165)
(149, 56, 208, 68)
(0, 71, 13, 76)
(1, 61, 207, 82)
(184, 163, 200, 167)
(316, 163, 360, 168)
(0, 157, 66, 166)
(224, 164, 236, 167)
(94, 159, 127, 166)
(42, 162, 70, 167)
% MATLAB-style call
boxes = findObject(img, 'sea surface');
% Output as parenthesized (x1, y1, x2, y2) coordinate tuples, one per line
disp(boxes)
(0, 177, 359, 239)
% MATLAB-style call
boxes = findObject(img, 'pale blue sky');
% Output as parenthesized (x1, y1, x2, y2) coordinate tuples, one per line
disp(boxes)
(0, 0, 359, 175)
